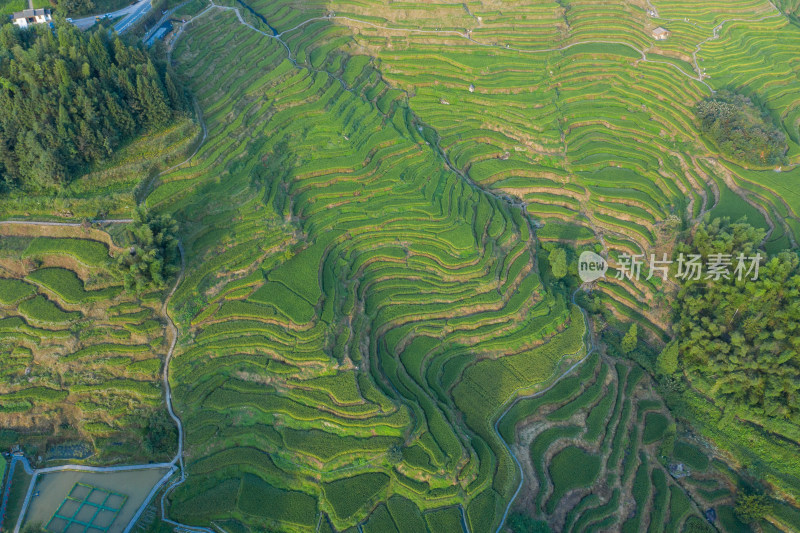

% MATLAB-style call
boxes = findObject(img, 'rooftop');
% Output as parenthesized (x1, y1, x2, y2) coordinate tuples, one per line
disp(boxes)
(11, 8, 51, 19)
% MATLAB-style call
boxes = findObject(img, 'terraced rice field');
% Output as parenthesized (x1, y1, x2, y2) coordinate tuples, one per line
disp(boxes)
(501, 352, 799, 532)
(0, 228, 172, 463)
(142, 5, 595, 531)
(317, 0, 800, 323)
(118, 0, 800, 530)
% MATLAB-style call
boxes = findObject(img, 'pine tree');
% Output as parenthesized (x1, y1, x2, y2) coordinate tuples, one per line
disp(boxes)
(0, 23, 182, 191)
(621, 323, 638, 354)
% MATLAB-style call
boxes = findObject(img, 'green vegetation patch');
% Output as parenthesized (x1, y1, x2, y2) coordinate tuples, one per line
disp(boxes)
(18, 295, 80, 324)
(249, 280, 316, 323)
(546, 446, 601, 512)
(323, 472, 390, 521)
(672, 441, 709, 471)
(0, 278, 35, 305)
(642, 412, 669, 444)
(424, 506, 463, 533)
(386, 496, 426, 533)
(238, 473, 317, 527)
(27, 268, 122, 304)
(696, 91, 787, 166)
(23, 237, 110, 267)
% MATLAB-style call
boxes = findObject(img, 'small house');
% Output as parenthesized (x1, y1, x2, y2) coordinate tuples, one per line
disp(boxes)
(652, 26, 670, 40)
(11, 8, 52, 29)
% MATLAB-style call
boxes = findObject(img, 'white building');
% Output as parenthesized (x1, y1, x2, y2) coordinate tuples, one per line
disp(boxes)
(652, 26, 670, 40)
(11, 8, 52, 29)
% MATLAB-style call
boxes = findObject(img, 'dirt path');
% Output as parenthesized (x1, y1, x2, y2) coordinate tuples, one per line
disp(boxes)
(492, 288, 597, 532)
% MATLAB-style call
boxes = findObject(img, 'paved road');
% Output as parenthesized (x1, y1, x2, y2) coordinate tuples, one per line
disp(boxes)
(114, 0, 151, 33)
(0, 218, 132, 226)
(70, 0, 150, 32)
(142, 0, 192, 44)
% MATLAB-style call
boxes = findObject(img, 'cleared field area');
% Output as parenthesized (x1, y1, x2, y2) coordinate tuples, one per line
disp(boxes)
(21, 467, 170, 533)
(0, 229, 174, 464)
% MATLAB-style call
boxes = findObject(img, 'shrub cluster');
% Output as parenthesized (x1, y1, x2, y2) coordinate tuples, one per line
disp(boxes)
(696, 90, 787, 166)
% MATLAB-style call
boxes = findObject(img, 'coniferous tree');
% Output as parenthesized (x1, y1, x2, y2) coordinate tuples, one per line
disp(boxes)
(115, 207, 180, 292)
(0, 23, 183, 192)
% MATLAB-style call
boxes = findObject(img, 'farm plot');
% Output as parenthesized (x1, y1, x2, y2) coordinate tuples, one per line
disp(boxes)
(320, 0, 800, 331)
(0, 232, 173, 464)
(149, 5, 589, 532)
(501, 353, 789, 532)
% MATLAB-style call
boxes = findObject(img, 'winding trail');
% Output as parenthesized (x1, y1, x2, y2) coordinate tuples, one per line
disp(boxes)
(492, 288, 596, 532)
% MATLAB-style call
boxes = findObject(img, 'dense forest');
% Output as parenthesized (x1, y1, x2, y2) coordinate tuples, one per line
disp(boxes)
(670, 217, 800, 419)
(696, 91, 787, 166)
(0, 23, 182, 192)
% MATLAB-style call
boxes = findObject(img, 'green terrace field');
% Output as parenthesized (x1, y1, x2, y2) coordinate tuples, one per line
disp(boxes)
(134, 5, 596, 531)
(0, 228, 173, 464)
(90, 0, 800, 530)
(317, 0, 800, 321)
(499, 352, 800, 533)
(3, 0, 799, 531)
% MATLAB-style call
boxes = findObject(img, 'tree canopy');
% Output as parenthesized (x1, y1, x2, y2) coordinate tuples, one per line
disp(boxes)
(0, 23, 183, 192)
(115, 207, 180, 292)
(672, 217, 800, 420)
(621, 323, 638, 354)
(549, 247, 567, 279)
(695, 90, 786, 166)
(735, 493, 772, 524)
